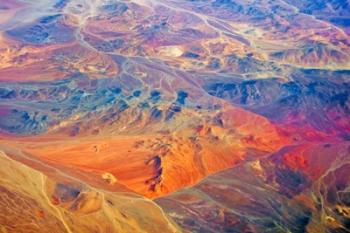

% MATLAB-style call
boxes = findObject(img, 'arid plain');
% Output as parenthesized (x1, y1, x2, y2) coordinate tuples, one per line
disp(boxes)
(0, 0, 349, 232)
